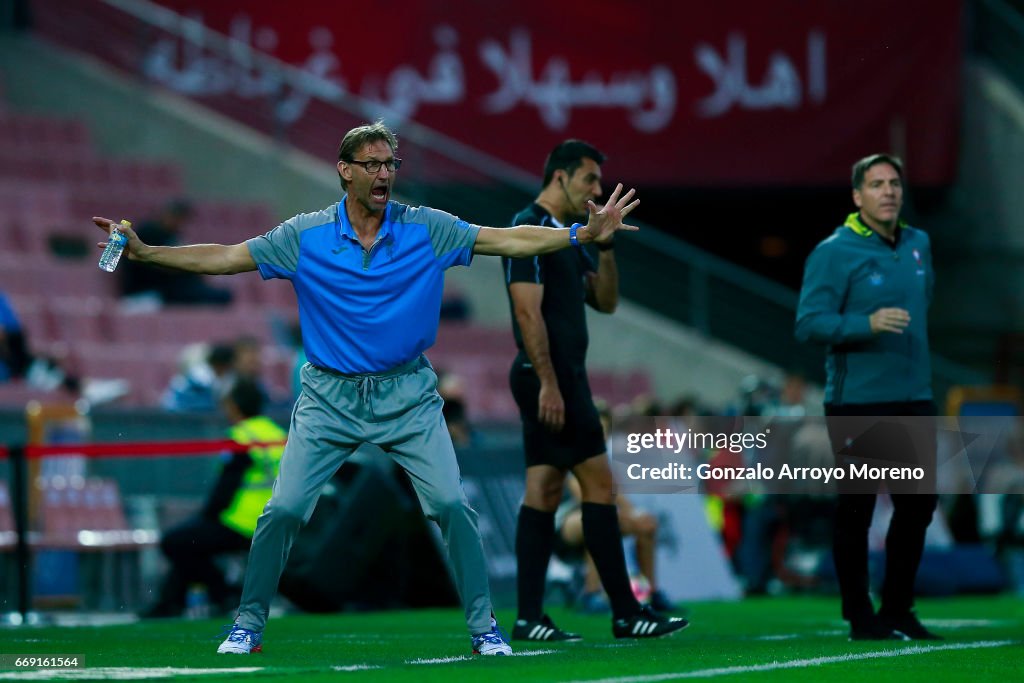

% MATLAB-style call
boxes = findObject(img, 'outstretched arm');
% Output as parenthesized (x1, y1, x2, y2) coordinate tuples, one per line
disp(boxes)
(473, 183, 639, 257)
(93, 216, 256, 275)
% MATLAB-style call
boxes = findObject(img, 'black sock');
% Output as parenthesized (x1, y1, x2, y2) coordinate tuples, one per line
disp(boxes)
(582, 502, 641, 620)
(516, 505, 555, 622)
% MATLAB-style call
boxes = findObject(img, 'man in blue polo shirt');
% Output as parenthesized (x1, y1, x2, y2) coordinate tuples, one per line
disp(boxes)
(92, 121, 639, 658)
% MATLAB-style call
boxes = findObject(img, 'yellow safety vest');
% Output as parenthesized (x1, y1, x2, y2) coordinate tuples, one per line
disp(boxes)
(219, 415, 286, 537)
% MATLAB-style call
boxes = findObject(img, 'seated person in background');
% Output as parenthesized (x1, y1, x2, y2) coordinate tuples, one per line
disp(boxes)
(287, 322, 306, 402)
(0, 290, 78, 393)
(232, 335, 272, 405)
(437, 369, 473, 449)
(144, 378, 287, 617)
(0, 291, 33, 382)
(162, 343, 236, 412)
(119, 199, 232, 306)
(556, 473, 675, 613)
(439, 281, 472, 321)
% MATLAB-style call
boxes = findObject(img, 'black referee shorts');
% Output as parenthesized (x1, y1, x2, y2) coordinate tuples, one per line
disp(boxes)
(509, 357, 606, 470)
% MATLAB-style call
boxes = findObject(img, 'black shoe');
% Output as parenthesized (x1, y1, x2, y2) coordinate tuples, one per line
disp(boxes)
(512, 614, 582, 642)
(613, 604, 689, 639)
(879, 611, 943, 641)
(848, 616, 905, 641)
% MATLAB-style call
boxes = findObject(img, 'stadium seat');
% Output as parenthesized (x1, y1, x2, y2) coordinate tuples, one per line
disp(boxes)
(34, 475, 156, 609)
(69, 341, 178, 405)
(0, 382, 72, 408)
(48, 296, 111, 344)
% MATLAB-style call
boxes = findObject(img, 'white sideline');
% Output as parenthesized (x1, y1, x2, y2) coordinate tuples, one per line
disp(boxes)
(0, 668, 263, 681)
(408, 649, 557, 664)
(563, 640, 1016, 683)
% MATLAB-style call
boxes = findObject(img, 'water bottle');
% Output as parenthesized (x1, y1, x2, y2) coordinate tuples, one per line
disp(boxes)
(98, 219, 131, 272)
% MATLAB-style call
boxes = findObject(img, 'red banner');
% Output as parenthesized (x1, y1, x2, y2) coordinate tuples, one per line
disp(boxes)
(52, 1, 965, 186)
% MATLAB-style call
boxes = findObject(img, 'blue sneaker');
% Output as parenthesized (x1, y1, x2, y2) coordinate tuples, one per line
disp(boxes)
(472, 619, 513, 656)
(217, 624, 263, 654)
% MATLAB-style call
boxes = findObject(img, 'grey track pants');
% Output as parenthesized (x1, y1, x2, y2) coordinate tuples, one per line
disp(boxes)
(235, 355, 493, 635)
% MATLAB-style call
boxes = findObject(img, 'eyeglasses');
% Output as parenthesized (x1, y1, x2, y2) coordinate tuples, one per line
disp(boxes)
(346, 158, 403, 174)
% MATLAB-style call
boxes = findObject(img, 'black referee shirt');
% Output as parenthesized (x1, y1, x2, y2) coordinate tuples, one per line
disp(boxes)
(503, 203, 596, 371)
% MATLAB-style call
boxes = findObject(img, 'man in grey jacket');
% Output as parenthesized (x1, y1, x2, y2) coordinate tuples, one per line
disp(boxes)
(796, 153, 941, 642)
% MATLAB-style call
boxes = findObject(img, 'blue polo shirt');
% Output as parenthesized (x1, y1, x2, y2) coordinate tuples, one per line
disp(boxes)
(246, 197, 480, 374)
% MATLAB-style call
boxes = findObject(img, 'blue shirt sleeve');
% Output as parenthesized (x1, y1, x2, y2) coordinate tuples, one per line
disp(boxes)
(246, 217, 302, 280)
(422, 207, 481, 269)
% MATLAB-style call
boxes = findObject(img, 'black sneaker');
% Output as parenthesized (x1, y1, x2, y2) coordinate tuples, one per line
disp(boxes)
(880, 611, 943, 641)
(512, 614, 582, 642)
(849, 616, 905, 641)
(613, 604, 689, 639)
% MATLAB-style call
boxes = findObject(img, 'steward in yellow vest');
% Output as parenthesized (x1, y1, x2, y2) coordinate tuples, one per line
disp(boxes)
(219, 414, 286, 536)
(143, 378, 287, 618)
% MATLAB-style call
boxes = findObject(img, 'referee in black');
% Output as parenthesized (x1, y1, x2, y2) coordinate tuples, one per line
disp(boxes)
(504, 140, 687, 642)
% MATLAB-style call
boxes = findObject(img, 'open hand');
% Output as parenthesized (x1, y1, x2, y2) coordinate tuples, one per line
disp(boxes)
(584, 183, 640, 243)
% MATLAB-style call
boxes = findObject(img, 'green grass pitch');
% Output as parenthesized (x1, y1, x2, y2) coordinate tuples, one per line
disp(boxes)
(0, 596, 1020, 681)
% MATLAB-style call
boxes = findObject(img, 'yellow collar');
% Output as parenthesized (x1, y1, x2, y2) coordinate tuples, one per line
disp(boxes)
(843, 212, 906, 237)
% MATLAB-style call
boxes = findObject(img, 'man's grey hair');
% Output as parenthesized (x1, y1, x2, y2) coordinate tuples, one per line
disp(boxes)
(336, 120, 399, 190)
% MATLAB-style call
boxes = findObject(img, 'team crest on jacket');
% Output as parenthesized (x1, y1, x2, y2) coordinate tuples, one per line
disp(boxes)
(869, 272, 884, 286)
(912, 248, 922, 265)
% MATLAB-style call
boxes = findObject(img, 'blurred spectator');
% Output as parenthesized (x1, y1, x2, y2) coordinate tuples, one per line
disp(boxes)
(556, 402, 676, 614)
(437, 369, 473, 448)
(736, 370, 829, 594)
(232, 335, 272, 404)
(119, 199, 232, 306)
(0, 291, 32, 382)
(735, 375, 779, 416)
(763, 372, 809, 418)
(232, 336, 262, 382)
(557, 475, 675, 613)
(668, 396, 699, 419)
(440, 281, 472, 321)
(629, 394, 661, 418)
(143, 378, 287, 617)
(288, 322, 306, 401)
(161, 343, 235, 412)
(0, 290, 78, 393)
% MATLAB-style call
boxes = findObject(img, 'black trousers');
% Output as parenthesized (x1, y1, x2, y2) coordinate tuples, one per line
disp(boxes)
(157, 516, 251, 608)
(825, 400, 938, 622)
